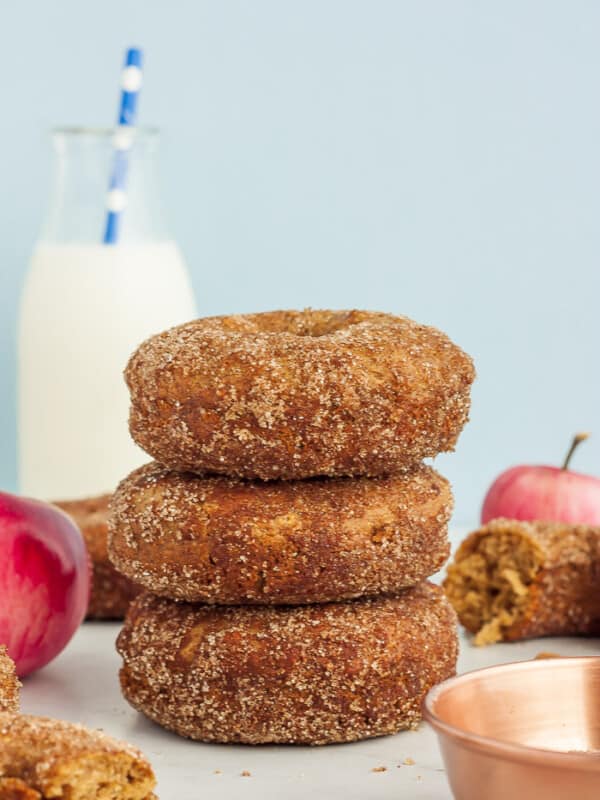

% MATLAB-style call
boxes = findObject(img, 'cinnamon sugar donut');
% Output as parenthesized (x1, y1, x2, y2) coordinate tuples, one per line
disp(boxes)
(109, 461, 452, 605)
(125, 309, 475, 479)
(117, 584, 458, 745)
(0, 648, 19, 714)
(0, 713, 156, 800)
(54, 496, 140, 620)
(444, 518, 600, 645)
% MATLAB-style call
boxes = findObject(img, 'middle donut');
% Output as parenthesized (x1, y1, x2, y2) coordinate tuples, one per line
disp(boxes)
(109, 462, 452, 605)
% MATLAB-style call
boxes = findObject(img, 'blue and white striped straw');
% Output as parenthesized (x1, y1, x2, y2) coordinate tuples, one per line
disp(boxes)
(103, 47, 144, 245)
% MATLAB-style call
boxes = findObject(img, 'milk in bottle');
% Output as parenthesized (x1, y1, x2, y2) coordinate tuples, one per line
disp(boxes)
(18, 128, 196, 499)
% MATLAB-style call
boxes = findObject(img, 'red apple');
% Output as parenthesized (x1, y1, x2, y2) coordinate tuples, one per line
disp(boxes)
(0, 491, 90, 676)
(482, 433, 600, 525)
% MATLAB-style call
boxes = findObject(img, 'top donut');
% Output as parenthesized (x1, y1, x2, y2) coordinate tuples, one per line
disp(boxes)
(125, 309, 475, 480)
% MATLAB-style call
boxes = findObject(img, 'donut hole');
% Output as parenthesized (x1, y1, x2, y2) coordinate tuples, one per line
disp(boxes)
(249, 310, 370, 337)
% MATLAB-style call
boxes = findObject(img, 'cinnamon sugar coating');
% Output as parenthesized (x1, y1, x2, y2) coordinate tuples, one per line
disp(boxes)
(0, 649, 19, 713)
(117, 584, 458, 745)
(0, 713, 156, 800)
(0, 777, 39, 800)
(54, 496, 141, 620)
(125, 309, 475, 479)
(444, 518, 600, 644)
(109, 462, 452, 605)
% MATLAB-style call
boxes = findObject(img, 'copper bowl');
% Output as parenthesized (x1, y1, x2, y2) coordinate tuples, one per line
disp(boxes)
(423, 657, 600, 800)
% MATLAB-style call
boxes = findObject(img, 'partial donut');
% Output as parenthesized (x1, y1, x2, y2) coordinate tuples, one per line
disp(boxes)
(0, 648, 19, 714)
(117, 584, 458, 745)
(0, 713, 156, 800)
(125, 309, 475, 479)
(54, 496, 140, 620)
(444, 518, 600, 645)
(109, 462, 452, 605)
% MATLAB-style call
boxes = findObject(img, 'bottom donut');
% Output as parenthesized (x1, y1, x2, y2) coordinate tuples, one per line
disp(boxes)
(117, 583, 457, 745)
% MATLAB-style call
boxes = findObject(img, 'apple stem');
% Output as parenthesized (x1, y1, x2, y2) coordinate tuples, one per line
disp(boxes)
(561, 432, 591, 470)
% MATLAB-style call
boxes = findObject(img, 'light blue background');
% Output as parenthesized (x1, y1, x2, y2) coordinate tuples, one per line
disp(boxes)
(1, 1, 599, 524)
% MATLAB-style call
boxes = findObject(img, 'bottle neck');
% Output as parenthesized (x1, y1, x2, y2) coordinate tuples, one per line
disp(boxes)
(40, 128, 169, 244)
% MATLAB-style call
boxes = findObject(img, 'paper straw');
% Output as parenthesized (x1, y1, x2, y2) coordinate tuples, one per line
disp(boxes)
(102, 47, 144, 245)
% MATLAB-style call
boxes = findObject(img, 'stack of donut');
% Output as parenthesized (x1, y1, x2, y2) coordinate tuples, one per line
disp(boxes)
(109, 309, 475, 745)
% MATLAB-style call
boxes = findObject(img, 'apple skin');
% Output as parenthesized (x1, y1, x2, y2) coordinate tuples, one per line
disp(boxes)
(0, 491, 90, 677)
(481, 465, 600, 526)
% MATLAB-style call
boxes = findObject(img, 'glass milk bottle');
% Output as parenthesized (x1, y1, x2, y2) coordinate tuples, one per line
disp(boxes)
(18, 127, 196, 500)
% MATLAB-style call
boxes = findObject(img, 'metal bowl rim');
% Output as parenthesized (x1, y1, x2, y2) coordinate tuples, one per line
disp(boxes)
(423, 656, 600, 770)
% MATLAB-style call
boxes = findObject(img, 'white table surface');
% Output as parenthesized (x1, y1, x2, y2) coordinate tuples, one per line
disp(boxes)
(19, 554, 600, 800)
